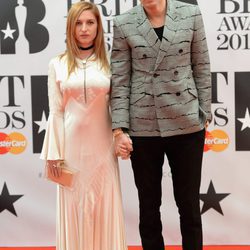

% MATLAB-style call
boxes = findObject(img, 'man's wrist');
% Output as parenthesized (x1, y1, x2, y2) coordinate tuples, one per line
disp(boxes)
(113, 128, 124, 138)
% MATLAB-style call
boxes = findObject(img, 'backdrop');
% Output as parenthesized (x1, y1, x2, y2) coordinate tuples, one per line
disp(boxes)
(0, 0, 250, 247)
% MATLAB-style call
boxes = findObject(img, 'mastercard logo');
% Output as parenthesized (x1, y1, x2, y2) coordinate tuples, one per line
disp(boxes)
(204, 130, 229, 152)
(0, 132, 27, 155)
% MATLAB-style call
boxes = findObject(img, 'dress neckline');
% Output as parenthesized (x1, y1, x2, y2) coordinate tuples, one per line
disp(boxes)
(76, 53, 95, 62)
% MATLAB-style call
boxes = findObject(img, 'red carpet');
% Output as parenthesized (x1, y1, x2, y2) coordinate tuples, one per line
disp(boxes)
(0, 246, 250, 250)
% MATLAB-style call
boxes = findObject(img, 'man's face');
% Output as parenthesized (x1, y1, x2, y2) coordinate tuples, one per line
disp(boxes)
(140, 0, 163, 9)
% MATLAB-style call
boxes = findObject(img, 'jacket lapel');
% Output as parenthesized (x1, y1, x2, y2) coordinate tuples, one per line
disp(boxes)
(155, 0, 178, 69)
(136, 5, 161, 56)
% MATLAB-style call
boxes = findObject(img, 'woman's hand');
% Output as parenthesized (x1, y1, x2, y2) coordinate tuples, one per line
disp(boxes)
(46, 160, 63, 178)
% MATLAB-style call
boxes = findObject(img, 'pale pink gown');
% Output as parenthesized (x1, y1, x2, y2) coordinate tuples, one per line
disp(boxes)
(41, 55, 127, 250)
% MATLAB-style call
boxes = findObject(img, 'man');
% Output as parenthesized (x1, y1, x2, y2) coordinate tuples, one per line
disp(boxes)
(111, 0, 211, 249)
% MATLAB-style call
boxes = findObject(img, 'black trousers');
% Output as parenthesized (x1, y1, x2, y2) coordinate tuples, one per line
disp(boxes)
(130, 129, 206, 250)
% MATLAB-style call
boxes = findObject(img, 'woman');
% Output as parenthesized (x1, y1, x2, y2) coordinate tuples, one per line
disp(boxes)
(40, 2, 127, 250)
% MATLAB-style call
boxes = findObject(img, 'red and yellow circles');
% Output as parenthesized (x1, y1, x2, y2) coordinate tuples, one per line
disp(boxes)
(0, 132, 27, 155)
(204, 130, 229, 152)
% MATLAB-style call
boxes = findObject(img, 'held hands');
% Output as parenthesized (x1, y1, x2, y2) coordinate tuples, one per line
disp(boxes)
(113, 129, 133, 160)
(46, 160, 63, 178)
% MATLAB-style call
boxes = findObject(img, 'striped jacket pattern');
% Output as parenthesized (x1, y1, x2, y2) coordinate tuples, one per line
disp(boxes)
(111, 0, 211, 137)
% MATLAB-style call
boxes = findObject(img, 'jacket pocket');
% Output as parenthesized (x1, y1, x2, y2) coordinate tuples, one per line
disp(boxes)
(187, 87, 198, 98)
(130, 78, 146, 104)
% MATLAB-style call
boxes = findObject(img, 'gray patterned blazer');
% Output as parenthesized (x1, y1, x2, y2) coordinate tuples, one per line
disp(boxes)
(111, 0, 211, 137)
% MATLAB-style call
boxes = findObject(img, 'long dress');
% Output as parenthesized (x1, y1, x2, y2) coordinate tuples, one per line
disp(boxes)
(40, 55, 127, 250)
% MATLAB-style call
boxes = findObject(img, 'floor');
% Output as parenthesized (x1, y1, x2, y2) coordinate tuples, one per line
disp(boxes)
(0, 246, 250, 250)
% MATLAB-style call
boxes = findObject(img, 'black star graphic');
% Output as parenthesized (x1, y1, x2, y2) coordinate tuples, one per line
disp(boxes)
(0, 182, 23, 216)
(200, 181, 230, 215)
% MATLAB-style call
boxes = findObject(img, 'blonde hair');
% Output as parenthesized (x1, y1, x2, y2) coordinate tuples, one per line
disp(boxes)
(62, 1, 109, 76)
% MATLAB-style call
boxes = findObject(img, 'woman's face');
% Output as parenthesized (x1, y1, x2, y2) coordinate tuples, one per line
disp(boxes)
(74, 10, 98, 48)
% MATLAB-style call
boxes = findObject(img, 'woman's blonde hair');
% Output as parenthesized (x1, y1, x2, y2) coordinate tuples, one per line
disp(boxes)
(62, 1, 109, 76)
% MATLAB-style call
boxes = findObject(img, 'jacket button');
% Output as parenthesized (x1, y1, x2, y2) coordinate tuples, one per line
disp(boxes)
(176, 92, 181, 96)
(143, 54, 147, 58)
(179, 49, 183, 53)
(174, 70, 179, 75)
(153, 73, 159, 78)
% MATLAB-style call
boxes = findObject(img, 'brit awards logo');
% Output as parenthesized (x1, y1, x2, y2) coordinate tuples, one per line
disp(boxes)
(217, 0, 250, 50)
(0, 0, 49, 54)
(0, 0, 50, 154)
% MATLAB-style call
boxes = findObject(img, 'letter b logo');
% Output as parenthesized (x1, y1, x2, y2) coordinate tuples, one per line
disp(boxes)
(0, 0, 49, 54)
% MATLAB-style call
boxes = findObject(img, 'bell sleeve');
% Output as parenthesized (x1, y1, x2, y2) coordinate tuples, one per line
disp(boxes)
(40, 59, 65, 160)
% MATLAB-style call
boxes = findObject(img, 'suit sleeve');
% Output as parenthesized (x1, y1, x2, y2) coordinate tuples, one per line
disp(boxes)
(191, 6, 212, 122)
(40, 59, 65, 160)
(110, 17, 132, 130)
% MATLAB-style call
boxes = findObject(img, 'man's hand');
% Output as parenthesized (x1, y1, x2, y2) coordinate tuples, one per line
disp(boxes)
(205, 120, 210, 130)
(113, 129, 133, 160)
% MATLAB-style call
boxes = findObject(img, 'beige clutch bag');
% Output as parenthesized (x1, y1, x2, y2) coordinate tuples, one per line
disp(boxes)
(45, 161, 78, 189)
